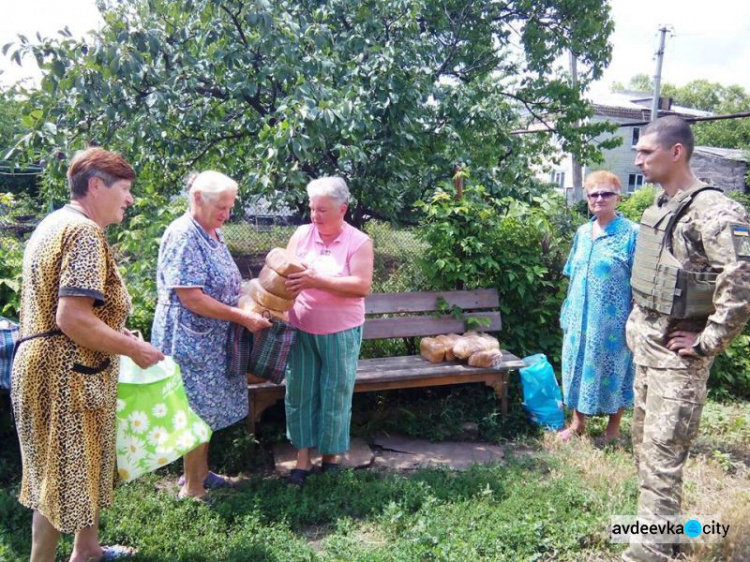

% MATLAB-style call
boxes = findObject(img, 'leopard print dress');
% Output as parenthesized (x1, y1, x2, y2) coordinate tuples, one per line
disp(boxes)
(11, 206, 131, 533)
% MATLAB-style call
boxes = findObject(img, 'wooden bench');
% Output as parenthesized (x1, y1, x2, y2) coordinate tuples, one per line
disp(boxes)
(246, 289, 525, 433)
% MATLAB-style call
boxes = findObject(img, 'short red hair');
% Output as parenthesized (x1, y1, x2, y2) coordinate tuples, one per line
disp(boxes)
(584, 170, 622, 193)
(67, 148, 135, 199)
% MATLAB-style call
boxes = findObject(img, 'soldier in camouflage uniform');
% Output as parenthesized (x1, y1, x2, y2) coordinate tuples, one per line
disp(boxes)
(623, 116, 750, 561)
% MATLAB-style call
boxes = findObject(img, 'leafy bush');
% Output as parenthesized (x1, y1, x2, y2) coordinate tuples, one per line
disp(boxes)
(111, 192, 186, 339)
(416, 183, 581, 365)
(0, 233, 24, 319)
(617, 185, 657, 222)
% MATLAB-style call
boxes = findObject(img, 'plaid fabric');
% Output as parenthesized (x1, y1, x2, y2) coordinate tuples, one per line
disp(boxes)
(226, 322, 253, 379)
(0, 317, 20, 390)
(249, 319, 297, 384)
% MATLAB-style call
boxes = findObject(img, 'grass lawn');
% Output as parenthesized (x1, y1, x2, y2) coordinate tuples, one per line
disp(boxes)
(0, 391, 747, 561)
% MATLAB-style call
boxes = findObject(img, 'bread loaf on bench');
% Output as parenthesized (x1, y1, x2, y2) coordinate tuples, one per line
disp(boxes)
(420, 337, 446, 363)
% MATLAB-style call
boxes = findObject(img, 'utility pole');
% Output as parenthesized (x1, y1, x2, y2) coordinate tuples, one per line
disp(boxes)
(651, 26, 671, 121)
(569, 50, 583, 203)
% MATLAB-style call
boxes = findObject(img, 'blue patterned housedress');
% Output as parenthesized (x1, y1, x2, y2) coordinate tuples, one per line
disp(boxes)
(560, 214, 639, 415)
(151, 213, 248, 430)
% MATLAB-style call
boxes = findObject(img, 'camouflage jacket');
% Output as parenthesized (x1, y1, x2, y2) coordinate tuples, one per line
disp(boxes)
(626, 182, 750, 369)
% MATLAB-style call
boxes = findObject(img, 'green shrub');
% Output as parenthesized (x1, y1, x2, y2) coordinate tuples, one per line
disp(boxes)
(617, 185, 657, 222)
(111, 194, 186, 339)
(416, 183, 580, 365)
(0, 233, 23, 319)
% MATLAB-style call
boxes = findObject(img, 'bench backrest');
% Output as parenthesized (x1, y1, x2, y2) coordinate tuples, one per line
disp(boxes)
(362, 289, 501, 340)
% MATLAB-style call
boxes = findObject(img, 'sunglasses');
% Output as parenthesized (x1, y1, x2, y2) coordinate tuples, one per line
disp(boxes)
(587, 191, 618, 201)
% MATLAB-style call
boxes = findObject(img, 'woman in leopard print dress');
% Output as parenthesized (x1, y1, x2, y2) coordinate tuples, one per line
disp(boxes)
(11, 148, 163, 562)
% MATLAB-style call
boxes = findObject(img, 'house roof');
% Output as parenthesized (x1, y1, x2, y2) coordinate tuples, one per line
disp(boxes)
(586, 90, 711, 121)
(693, 146, 750, 162)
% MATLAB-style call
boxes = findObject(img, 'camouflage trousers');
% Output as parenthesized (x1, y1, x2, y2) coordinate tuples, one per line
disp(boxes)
(622, 363, 711, 562)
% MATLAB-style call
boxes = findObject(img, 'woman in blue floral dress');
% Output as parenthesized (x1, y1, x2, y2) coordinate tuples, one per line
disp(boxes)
(151, 171, 270, 500)
(559, 171, 638, 443)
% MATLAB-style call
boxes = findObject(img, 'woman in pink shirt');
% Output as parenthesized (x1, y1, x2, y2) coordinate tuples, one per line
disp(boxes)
(283, 177, 374, 486)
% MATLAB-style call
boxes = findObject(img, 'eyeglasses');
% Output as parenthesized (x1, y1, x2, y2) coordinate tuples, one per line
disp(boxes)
(586, 191, 618, 201)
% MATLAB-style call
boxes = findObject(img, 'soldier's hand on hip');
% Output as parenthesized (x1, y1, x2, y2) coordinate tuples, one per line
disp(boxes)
(666, 330, 700, 357)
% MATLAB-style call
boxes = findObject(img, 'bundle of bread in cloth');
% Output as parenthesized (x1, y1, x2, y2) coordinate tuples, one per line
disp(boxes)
(238, 248, 306, 322)
(420, 332, 502, 367)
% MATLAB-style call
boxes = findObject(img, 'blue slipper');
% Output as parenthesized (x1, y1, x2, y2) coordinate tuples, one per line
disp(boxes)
(177, 471, 231, 489)
(100, 545, 137, 560)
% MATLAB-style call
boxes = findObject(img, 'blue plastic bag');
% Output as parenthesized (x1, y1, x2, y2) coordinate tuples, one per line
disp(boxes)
(519, 353, 564, 430)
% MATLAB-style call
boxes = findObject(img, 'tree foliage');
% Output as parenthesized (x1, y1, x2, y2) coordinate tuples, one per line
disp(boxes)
(5, 0, 615, 223)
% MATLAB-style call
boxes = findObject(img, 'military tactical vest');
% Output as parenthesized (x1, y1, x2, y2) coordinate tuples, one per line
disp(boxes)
(631, 184, 722, 319)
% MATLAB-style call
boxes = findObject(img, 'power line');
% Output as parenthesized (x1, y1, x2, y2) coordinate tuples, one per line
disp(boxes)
(511, 111, 750, 135)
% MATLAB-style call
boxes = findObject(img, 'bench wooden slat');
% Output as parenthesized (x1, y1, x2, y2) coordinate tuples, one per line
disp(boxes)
(247, 351, 524, 392)
(362, 312, 501, 340)
(357, 353, 524, 373)
(365, 290, 500, 314)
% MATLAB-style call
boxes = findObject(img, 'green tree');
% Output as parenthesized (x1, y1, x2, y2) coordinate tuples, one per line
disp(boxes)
(626, 73, 652, 93)
(5, 0, 616, 222)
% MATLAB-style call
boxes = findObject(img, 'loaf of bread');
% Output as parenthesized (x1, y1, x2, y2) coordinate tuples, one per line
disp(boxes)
(468, 350, 502, 367)
(265, 248, 307, 276)
(258, 265, 296, 299)
(453, 337, 489, 360)
(434, 333, 460, 361)
(420, 337, 446, 363)
(240, 296, 289, 322)
(453, 333, 499, 360)
(477, 333, 500, 350)
(248, 278, 295, 312)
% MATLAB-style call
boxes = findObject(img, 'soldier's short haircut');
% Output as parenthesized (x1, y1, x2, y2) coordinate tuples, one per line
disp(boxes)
(642, 115, 694, 161)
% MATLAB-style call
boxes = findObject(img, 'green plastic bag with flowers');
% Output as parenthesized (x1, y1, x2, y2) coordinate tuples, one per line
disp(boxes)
(116, 356, 212, 482)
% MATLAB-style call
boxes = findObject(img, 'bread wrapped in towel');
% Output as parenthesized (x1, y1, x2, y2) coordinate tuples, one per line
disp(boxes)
(258, 265, 296, 299)
(265, 247, 307, 276)
(249, 278, 295, 311)
(435, 333, 460, 361)
(241, 296, 289, 322)
(468, 349, 502, 367)
(420, 337, 446, 363)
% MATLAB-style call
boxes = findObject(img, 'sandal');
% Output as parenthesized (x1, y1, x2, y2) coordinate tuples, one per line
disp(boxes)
(177, 490, 215, 506)
(287, 468, 312, 486)
(99, 545, 137, 560)
(177, 471, 231, 489)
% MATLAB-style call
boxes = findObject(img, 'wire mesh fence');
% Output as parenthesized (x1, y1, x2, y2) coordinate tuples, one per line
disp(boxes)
(222, 216, 431, 360)
(222, 218, 428, 292)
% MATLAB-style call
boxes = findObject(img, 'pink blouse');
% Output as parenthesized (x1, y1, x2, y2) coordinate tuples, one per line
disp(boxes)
(288, 222, 370, 335)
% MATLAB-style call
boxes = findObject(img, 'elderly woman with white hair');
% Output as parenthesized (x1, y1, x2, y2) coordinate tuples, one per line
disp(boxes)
(283, 176, 374, 486)
(151, 170, 270, 501)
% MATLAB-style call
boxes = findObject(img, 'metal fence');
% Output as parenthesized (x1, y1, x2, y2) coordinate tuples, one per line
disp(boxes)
(222, 218, 428, 293)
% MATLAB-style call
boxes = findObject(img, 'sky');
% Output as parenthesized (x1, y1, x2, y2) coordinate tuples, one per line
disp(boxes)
(1, 0, 749, 94)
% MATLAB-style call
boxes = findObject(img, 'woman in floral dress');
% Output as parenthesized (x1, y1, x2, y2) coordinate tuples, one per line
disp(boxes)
(151, 171, 270, 500)
(559, 171, 639, 443)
